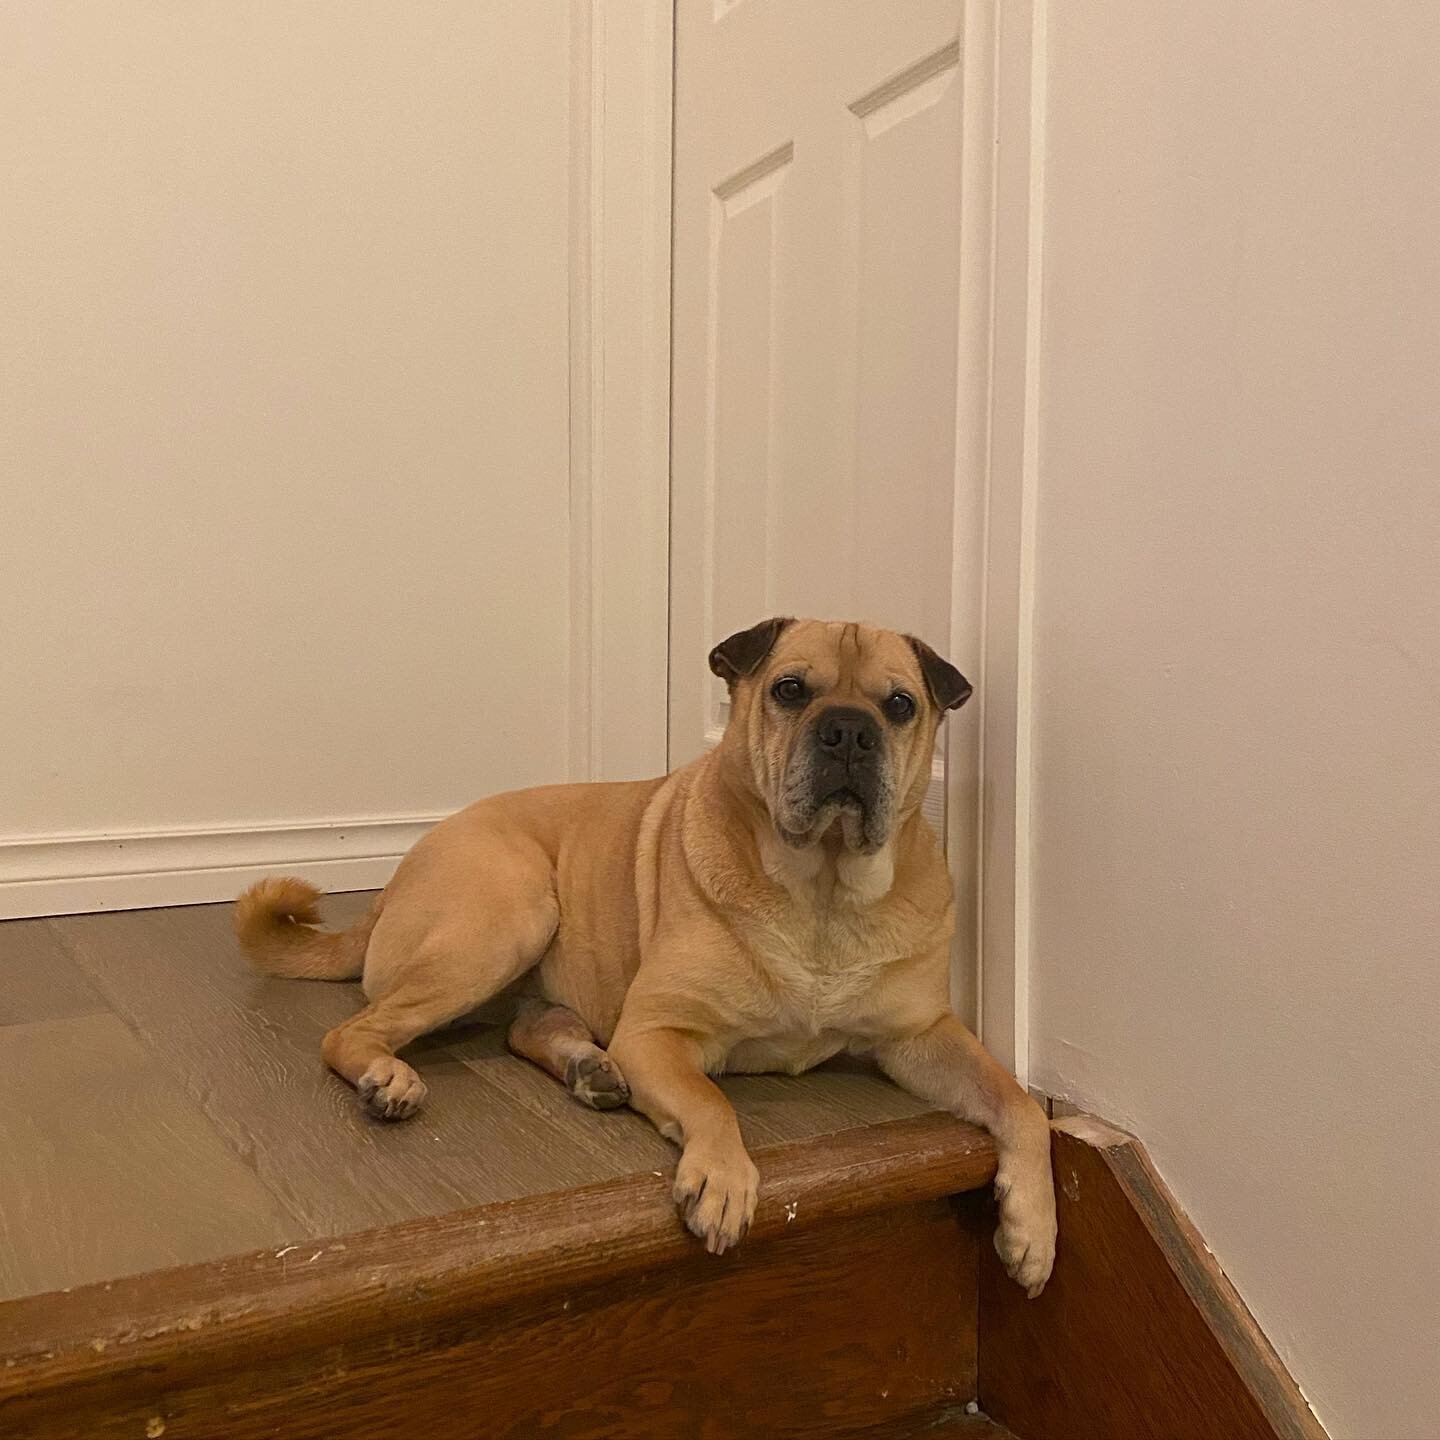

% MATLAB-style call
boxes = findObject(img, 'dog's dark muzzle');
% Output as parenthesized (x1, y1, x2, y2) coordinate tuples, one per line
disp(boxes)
(809, 706, 882, 807)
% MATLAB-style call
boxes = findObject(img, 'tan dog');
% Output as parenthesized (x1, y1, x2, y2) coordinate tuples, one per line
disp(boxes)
(235, 618, 1056, 1295)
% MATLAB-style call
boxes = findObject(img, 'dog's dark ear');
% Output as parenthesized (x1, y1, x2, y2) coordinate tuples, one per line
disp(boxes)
(905, 635, 973, 712)
(709, 617, 793, 686)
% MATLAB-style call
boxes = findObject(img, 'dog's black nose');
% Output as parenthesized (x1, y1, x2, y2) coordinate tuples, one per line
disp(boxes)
(815, 706, 879, 759)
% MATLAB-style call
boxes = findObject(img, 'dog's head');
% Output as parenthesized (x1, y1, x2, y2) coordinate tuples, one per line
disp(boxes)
(709, 617, 972, 854)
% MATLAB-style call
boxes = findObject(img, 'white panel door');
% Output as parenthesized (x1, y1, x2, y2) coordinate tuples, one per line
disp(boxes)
(668, 0, 989, 1009)
(670, 0, 981, 752)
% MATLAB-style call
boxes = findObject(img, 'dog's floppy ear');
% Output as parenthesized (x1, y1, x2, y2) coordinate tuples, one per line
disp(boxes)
(905, 635, 974, 712)
(709, 616, 793, 686)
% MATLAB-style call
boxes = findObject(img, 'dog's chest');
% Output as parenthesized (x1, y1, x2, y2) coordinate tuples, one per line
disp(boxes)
(742, 899, 897, 1034)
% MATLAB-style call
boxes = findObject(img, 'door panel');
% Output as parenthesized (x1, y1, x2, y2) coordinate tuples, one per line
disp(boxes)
(669, 0, 984, 1017)
(671, 0, 974, 755)
(848, 45, 962, 642)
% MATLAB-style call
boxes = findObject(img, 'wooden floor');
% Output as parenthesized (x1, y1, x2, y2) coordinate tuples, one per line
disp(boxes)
(0, 891, 930, 1303)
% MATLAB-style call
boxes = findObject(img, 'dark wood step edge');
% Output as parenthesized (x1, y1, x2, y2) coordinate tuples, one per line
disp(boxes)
(1053, 1116, 1327, 1440)
(0, 1111, 996, 1410)
(978, 1114, 1326, 1440)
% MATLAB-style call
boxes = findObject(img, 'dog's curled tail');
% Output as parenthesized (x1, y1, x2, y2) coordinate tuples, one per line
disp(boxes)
(233, 876, 378, 980)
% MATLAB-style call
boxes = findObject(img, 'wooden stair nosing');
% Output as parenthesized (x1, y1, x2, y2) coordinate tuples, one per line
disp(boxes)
(0, 1111, 996, 1412)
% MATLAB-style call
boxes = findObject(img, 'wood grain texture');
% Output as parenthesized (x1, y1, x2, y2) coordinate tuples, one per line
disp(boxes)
(446, 1026, 929, 1164)
(717, 1059, 934, 1143)
(1, 894, 969, 1307)
(0, 919, 107, 1025)
(0, 1113, 996, 1440)
(922, 1419, 1018, 1440)
(974, 1117, 1327, 1440)
(848, 1407, 1018, 1439)
(444, 1020, 680, 1173)
(0, 895, 954, 1296)
(0, 1013, 297, 1300)
(49, 905, 654, 1237)
(41, 1206, 970, 1440)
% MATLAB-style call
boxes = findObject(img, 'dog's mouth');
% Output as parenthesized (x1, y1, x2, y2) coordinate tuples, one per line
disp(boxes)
(776, 783, 885, 853)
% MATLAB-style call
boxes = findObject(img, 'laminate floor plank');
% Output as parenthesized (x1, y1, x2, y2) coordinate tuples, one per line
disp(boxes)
(441, 1002, 927, 1155)
(1, 892, 947, 1304)
(0, 918, 109, 1026)
(442, 1022, 679, 1175)
(717, 1058, 933, 1142)
(50, 905, 631, 1240)
(0, 1013, 297, 1300)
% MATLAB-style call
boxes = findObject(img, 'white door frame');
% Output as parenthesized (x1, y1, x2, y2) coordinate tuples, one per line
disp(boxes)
(965, 0, 1047, 1084)
(567, 0, 674, 786)
(579, 0, 1045, 1081)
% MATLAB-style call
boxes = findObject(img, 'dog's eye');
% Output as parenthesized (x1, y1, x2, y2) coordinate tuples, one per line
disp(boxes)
(883, 691, 917, 723)
(771, 677, 808, 708)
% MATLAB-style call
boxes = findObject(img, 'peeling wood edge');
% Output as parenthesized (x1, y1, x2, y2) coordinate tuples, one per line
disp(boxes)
(1053, 1116, 1329, 1440)
(1050, 1111, 1128, 1148)
(0, 1112, 995, 1412)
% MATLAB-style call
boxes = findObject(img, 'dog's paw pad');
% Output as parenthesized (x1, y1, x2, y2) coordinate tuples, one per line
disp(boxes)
(565, 1052, 630, 1111)
(357, 1058, 427, 1121)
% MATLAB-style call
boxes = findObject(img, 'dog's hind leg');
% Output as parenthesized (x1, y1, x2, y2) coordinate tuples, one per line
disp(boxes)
(323, 859, 559, 1120)
(507, 1002, 630, 1110)
(321, 989, 461, 1120)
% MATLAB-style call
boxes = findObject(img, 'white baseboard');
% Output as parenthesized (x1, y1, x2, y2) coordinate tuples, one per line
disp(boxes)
(0, 814, 443, 921)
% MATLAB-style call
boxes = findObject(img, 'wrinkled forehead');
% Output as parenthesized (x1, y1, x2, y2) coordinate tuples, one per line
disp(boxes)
(766, 620, 922, 692)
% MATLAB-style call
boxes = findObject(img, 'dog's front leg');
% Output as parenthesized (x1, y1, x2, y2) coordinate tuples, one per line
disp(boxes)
(609, 1025, 758, 1255)
(874, 1013, 1056, 1296)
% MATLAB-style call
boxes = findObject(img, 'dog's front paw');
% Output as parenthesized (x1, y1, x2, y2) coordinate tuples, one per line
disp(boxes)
(994, 1157, 1057, 1298)
(673, 1142, 759, 1255)
(357, 1057, 427, 1120)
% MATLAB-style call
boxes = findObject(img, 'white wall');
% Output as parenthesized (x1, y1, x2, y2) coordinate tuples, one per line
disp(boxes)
(1028, 3, 1440, 1436)
(0, 4, 574, 912)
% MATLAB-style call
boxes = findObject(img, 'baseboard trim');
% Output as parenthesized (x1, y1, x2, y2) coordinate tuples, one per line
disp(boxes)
(0, 815, 443, 920)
